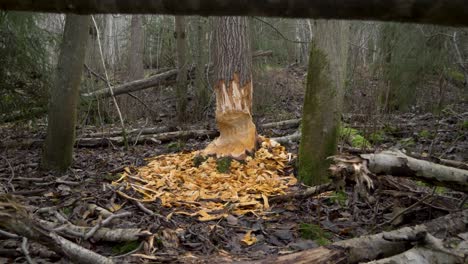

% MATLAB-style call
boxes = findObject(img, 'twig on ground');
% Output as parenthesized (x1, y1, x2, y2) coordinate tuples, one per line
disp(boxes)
(269, 183, 333, 203)
(374, 191, 434, 231)
(1, 155, 15, 192)
(0, 228, 19, 238)
(84, 211, 132, 240)
(21, 237, 36, 264)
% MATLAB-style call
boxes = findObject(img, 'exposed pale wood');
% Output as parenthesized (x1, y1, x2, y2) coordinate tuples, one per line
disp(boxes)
(0, 0, 467, 27)
(202, 17, 256, 159)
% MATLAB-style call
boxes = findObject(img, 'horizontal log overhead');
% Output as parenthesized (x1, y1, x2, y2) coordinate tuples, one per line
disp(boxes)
(0, 0, 467, 27)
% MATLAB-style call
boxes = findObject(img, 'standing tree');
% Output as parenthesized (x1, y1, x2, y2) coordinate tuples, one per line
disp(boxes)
(194, 16, 209, 119)
(42, 14, 89, 171)
(175, 16, 188, 122)
(202, 16, 257, 159)
(298, 20, 350, 185)
(127, 15, 144, 81)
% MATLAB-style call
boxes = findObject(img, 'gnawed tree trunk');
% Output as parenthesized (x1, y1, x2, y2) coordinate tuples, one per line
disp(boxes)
(42, 14, 89, 171)
(202, 17, 257, 159)
(175, 16, 188, 122)
(253, 209, 467, 264)
(298, 20, 349, 185)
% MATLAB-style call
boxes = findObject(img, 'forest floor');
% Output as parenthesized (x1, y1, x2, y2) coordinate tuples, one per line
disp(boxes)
(1, 61, 467, 263)
(0, 104, 467, 263)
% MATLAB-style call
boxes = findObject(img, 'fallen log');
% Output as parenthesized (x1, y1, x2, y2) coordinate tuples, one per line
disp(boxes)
(1, 0, 467, 27)
(81, 50, 272, 100)
(82, 69, 179, 99)
(361, 150, 468, 193)
(251, 209, 467, 264)
(0, 197, 114, 264)
(76, 129, 218, 147)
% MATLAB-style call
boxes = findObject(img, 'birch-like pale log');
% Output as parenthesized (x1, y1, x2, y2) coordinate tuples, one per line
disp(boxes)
(361, 150, 468, 193)
(252, 209, 467, 264)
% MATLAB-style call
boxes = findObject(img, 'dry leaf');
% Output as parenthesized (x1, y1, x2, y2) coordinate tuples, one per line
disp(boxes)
(241, 230, 257, 246)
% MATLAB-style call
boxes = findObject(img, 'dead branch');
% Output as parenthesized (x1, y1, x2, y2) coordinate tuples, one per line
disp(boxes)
(254, 209, 467, 264)
(269, 183, 333, 203)
(81, 50, 272, 100)
(0, 197, 114, 264)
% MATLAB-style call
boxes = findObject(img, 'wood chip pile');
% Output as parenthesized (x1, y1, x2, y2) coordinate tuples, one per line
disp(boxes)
(114, 137, 297, 221)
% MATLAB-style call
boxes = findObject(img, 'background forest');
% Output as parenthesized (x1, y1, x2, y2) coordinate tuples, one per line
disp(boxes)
(2, 14, 466, 125)
(0, 10, 467, 263)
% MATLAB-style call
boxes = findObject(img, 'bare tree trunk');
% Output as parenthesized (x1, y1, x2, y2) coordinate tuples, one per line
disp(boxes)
(127, 15, 144, 81)
(175, 16, 188, 122)
(42, 14, 89, 171)
(298, 20, 349, 185)
(202, 16, 257, 159)
(3, 0, 468, 27)
(194, 16, 209, 119)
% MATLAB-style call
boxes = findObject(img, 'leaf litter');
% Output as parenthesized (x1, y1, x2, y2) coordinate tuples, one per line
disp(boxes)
(114, 136, 297, 221)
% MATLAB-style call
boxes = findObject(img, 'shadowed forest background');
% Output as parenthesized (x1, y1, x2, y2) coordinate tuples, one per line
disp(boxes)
(0, 10, 467, 264)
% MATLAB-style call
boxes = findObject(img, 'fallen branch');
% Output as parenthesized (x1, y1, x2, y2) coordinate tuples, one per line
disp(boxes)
(82, 50, 272, 99)
(269, 183, 333, 203)
(361, 150, 468, 193)
(0, 197, 114, 264)
(255, 209, 467, 263)
(76, 129, 218, 147)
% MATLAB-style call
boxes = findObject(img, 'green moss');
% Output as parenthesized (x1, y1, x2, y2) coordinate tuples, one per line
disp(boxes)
(369, 131, 385, 144)
(447, 69, 465, 82)
(61, 207, 72, 216)
(111, 241, 140, 255)
(461, 120, 468, 130)
(167, 140, 185, 152)
(299, 223, 332, 246)
(193, 155, 207, 168)
(216, 157, 232, 173)
(328, 191, 348, 206)
(339, 126, 371, 148)
(399, 137, 415, 147)
(298, 44, 338, 186)
(418, 129, 431, 139)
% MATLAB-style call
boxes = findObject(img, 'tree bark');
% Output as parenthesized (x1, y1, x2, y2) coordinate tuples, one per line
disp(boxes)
(202, 17, 257, 159)
(121, 15, 145, 120)
(42, 14, 89, 171)
(2, 0, 468, 27)
(175, 16, 188, 122)
(194, 16, 209, 119)
(298, 20, 349, 185)
(361, 150, 468, 193)
(127, 15, 144, 81)
(81, 50, 271, 100)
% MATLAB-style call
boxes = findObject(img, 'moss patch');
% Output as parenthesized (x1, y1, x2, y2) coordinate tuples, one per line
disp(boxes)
(216, 157, 233, 173)
(299, 223, 332, 246)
